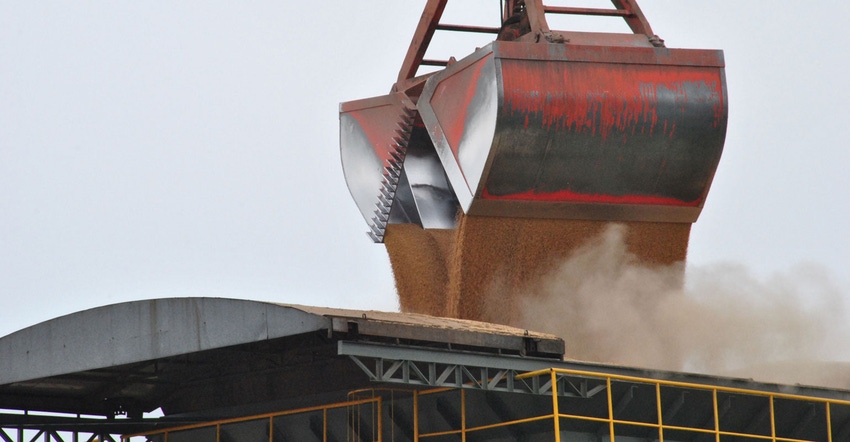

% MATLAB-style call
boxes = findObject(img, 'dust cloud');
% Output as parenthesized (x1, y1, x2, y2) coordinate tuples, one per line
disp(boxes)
(509, 224, 850, 389)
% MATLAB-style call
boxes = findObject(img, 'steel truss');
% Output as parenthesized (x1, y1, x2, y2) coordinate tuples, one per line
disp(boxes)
(339, 340, 607, 397)
(340, 341, 850, 441)
(0, 412, 153, 442)
(0, 427, 118, 442)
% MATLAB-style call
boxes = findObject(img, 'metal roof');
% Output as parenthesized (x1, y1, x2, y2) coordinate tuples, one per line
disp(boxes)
(3, 297, 850, 439)
(0, 298, 563, 424)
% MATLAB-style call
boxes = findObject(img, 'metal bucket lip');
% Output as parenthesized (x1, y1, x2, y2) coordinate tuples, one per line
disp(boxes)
(415, 39, 726, 69)
(489, 40, 726, 67)
(339, 92, 404, 114)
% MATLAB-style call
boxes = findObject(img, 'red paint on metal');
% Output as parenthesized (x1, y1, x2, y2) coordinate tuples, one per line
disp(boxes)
(500, 60, 724, 141)
(481, 187, 701, 207)
(347, 104, 405, 163)
(429, 54, 492, 163)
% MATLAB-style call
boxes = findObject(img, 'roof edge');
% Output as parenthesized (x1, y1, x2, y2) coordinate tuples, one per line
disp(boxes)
(0, 297, 329, 385)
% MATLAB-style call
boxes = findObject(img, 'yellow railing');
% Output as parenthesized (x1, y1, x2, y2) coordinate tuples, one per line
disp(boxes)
(414, 368, 849, 441)
(124, 367, 850, 441)
(121, 396, 382, 442)
(510, 367, 850, 442)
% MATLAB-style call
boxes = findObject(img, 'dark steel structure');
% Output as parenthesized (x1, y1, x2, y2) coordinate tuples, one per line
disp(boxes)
(0, 298, 560, 440)
(2, 298, 850, 441)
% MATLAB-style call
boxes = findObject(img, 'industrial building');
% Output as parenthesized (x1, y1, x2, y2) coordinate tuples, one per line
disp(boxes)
(3, 1, 844, 441)
(3, 298, 850, 441)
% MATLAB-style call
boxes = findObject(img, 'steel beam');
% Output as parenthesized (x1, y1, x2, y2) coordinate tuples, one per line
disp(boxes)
(339, 341, 850, 404)
(339, 341, 605, 396)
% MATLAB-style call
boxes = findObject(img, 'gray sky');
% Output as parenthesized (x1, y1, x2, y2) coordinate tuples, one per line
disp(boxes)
(1, 1, 848, 338)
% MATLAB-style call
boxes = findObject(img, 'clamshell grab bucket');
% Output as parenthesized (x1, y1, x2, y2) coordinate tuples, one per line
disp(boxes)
(417, 41, 728, 223)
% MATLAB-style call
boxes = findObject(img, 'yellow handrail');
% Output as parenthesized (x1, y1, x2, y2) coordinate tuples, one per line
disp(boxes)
(125, 367, 846, 442)
(122, 397, 380, 441)
(518, 367, 850, 405)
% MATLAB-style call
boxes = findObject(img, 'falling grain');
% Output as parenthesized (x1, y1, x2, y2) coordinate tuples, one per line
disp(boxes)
(385, 215, 690, 325)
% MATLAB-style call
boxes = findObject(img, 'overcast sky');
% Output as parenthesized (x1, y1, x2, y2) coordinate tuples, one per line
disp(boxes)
(1, 1, 848, 338)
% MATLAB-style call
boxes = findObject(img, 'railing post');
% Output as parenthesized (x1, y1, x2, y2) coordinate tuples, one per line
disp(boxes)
(607, 377, 615, 442)
(656, 383, 663, 442)
(460, 389, 466, 442)
(769, 395, 776, 442)
(551, 370, 560, 442)
(827, 402, 833, 442)
(713, 389, 720, 442)
(413, 390, 419, 442)
(376, 396, 383, 442)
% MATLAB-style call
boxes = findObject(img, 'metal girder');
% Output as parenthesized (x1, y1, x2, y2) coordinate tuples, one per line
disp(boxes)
(397, 0, 448, 83)
(610, 0, 656, 36)
(566, 379, 606, 398)
(339, 341, 561, 372)
(339, 341, 850, 404)
(0, 412, 175, 442)
(398, 0, 663, 84)
(350, 354, 530, 394)
(0, 429, 118, 442)
(339, 341, 605, 397)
